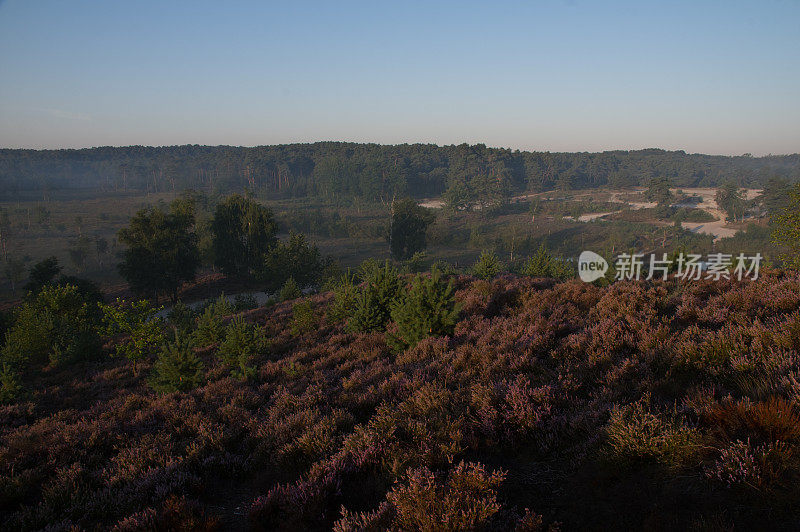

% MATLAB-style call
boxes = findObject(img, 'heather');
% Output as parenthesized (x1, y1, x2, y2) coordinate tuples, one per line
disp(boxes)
(2, 272, 800, 529)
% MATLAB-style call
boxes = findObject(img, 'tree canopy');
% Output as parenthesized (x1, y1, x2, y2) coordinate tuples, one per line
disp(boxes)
(390, 199, 435, 261)
(210, 194, 277, 279)
(117, 200, 200, 301)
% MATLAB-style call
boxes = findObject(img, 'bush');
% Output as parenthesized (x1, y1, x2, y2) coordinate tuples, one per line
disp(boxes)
(389, 268, 460, 350)
(327, 271, 358, 323)
(520, 244, 574, 280)
(387, 461, 506, 531)
(217, 317, 263, 380)
(290, 299, 316, 335)
(260, 233, 326, 292)
(605, 395, 700, 467)
(279, 277, 302, 302)
(0, 363, 21, 404)
(167, 301, 197, 336)
(1, 284, 102, 368)
(101, 299, 166, 374)
(233, 293, 258, 311)
(347, 261, 402, 333)
(149, 335, 205, 393)
(472, 250, 503, 280)
(192, 295, 233, 347)
(405, 251, 428, 273)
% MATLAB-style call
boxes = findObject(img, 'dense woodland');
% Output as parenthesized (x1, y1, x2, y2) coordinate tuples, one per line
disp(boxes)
(2, 143, 799, 202)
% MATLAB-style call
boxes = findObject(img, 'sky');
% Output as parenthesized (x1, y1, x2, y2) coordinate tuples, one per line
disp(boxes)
(0, 0, 798, 155)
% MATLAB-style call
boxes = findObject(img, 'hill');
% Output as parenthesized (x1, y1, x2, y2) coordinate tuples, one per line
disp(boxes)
(2, 272, 800, 529)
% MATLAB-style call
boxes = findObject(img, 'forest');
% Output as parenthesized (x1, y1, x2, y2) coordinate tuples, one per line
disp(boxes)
(2, 143, 800, 203)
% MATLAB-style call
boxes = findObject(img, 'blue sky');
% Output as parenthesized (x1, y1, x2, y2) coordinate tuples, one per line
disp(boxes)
(0, 0, 798, 154)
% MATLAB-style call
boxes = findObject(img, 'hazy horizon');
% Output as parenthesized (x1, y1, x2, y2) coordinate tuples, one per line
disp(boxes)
(0, 140, 798, 159)
(1, 0, 799, 156)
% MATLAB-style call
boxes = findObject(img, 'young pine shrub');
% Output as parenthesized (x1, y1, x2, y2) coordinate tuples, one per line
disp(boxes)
(167, 300, 197, 337)
(279, 277, 302, 302)
(472, 250, 503, 280)
(347, 261, 403, 333)
(101, 298, 166, 374)
(217, 317, 264, 380)
(192, 295, 233, 347)
(326, 271, 358, 323)
(0, 363, 21, 404)
(1, 283, 101, 368)
(290, 299, 316, 335)
(389, 267, 460, 350)
(149, 334, 205, 393)
(520, 243, 574, 280)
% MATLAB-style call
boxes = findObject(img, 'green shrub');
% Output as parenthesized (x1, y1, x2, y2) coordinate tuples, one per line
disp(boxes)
(0, 363, 21, 404)
(260, 232, 326, 292)
(390, 268, 460, 350)
(279, 277, 302, 302)
(290, 299, 316, 335)
(192, 295, 233, 347)
(605, 395, 700, 467)
(347, 261, 402, 333)
(217, 317, 263, 380)
(520, 244, 574, 280)
(1, 284, 102, 368)
(472, 250, 503, 280)
(167, 301, 196, 336)
(233, 293, 258, 311)
(405, 251, 428, 273)
(149, 335, 205, 393)
(327, 271, 358, 323)
(101, 299, 166, 374)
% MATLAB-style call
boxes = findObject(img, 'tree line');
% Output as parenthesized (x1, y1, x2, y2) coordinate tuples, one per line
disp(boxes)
(2, 143, 798, 203)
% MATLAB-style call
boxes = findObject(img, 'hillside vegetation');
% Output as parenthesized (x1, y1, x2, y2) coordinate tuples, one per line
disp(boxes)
(2, 271, 800, 530)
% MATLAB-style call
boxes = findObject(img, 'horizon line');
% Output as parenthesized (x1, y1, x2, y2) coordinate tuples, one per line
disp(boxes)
(1, 141, 797, 159)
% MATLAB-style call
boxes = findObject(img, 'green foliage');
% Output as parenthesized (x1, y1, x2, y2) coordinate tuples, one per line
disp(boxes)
(290, 299, 316, 335)
(389, 268, 460, 350)
(260, 232, 326, 292)
(327, 271, 358, 323)
(24, 256, 61, 293)
(149, 335, 205, 393)
(605, 396, 700, 468)
(645, 177, 675, 207)
(192, 295, 233, 347)
(347, 261, 403, 333)
(100, 299, 166, 372)
(1, 284, 101, 368)
(167, 301, 197, 337)
(217, 317, 263, 380)
(211, 194, 277, 278)
(117, 200, 199, 301)
(390, 199, 435, 260)
(279, 277, 302, 302)
(405, 251, 428, 273)
(0, 363, 21, 404)
(472, 250, 503, 280)
(520, 244, 574, 280)
(233, 293, 258, 311)
(771, 183, 800, 270)
(716, 180, 747, 222)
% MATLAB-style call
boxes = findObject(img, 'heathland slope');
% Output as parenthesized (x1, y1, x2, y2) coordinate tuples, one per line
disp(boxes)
(2, 273, 800, 530)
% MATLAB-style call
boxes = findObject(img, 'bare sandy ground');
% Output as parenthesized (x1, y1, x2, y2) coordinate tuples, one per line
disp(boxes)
(418, 187, 762, 240)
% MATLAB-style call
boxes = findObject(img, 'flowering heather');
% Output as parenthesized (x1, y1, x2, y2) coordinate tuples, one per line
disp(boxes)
(2, 271, 800, 529)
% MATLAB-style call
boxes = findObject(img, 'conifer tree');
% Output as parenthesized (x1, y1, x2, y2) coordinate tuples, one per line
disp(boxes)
(149, 334, 204, 393)
(390, 268, 460, 350)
